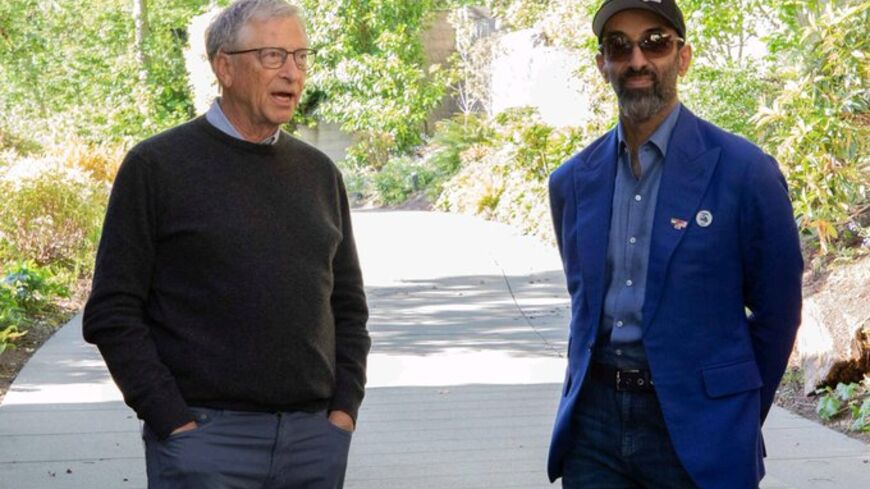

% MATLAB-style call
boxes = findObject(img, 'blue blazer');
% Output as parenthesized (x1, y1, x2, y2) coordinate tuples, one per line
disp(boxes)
(547, 108, 803, 489)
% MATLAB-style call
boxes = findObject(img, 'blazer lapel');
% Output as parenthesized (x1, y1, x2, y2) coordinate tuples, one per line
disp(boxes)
(573, 130, 618, 330)
(643, 109, 721, 332)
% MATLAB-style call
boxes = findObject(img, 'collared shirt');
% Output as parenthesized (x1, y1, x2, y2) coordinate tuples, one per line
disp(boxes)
(205, 98, 281, 145)
(596, 104, 682, 368)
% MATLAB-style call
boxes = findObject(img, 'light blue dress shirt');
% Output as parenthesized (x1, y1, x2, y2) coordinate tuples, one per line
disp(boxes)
(596, 104, 682, 367)
(204, 98, 280, 145)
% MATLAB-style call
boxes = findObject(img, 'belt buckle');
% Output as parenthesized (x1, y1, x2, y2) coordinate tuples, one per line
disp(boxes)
(616, 369, 650, 391)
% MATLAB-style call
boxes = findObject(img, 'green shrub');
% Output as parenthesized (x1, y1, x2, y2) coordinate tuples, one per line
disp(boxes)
(372, 156, 438, 205)
(752, 0, 869, 255)
(437, 107, 596, 242)
(0, 285, 26, 354)
(0, 262, 69, 353)
(0, 168, 108, 273)
(816, 380, 870, 432)
(682, 62, 770, 140)
(2, 262, 69, 315)
(427, 113, 495, 176)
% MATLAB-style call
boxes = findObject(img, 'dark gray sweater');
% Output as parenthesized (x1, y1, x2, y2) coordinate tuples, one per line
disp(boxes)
(83, 117, 370, 439)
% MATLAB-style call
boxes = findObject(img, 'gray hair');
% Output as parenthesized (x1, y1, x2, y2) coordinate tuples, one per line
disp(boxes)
(205, 0, 301, 62)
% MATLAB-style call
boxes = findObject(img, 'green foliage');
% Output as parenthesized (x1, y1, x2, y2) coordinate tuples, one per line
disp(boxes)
(426, 113, 495, 182)
(299, 0, 452, 163)
(679, 0, 776, 68)
(681, 62, 769, 139)
(368, 113, 494, 204)
(752, 0, 869, 254)
(816, 380, 870, 432)
(0, 261, 69, 354)
(0, 168, 108, 273)
(0, 285, 26, 355)
(437, 107, 599, 241)
(2, 262, 69, 315)
(0, 0, 207, 144)
(484, 0, 551, 29)
(372, 157, 438, 204)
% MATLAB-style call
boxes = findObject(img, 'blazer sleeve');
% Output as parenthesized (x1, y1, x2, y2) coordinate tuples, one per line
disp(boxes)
(549, 163, 573, 262)
(739, 155, 803, 422)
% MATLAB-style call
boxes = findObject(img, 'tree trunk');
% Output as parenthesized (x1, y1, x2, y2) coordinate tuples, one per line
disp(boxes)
(133, 0, 150, 81)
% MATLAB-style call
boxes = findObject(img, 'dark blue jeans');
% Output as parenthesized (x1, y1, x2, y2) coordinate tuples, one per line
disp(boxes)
(561, 370, 697, 489)
(143, 407, 351, 489)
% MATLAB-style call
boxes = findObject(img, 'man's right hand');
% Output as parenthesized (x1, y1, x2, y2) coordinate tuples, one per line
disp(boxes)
(170, 421, 197, 436)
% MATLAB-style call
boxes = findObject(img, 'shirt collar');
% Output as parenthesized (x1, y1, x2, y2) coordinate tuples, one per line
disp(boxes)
(617, 103, 682, 157)
(205, 98, 281, 145)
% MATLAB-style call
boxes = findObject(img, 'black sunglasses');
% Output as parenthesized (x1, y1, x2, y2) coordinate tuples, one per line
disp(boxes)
(599, 32, 684, 62)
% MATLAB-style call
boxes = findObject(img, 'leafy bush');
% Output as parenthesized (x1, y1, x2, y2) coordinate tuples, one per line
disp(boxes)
(427, 113, 495, 177)
(372, 156, 438, 204)
(0, 285, 26, 354)
(752, 0, 869, 255)
(62, 141, 125, 184)
(0, 262, 69, 353)
(0, 0, 205, 144)
(682, 62, 769, 140)
(366, 113, 494, 205)
(2, 262, 69, 316)
(0, 166, 108, 273)
(300, 0, 451, 158)
(437, 107, 596, 241)
(817, 379, 870, 432)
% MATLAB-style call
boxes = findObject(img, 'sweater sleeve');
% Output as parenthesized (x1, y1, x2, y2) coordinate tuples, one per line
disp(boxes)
(327, 173, 371, 423)
(82, 151, 193, 439)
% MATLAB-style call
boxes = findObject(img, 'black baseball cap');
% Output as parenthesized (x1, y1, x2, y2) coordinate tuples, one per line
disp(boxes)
(592, 0, 686, 40)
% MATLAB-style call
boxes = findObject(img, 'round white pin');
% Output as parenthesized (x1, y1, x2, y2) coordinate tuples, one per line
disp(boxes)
(696, 210, 713, 227)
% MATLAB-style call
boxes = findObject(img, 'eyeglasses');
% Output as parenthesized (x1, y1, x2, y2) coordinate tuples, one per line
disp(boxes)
(223, 47, 316, 71)
(599, 32, 684, 62)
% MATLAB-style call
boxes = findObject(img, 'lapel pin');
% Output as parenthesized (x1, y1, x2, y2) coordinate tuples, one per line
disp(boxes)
(696, 210, 713, 227)
(670, 218, 688, 230)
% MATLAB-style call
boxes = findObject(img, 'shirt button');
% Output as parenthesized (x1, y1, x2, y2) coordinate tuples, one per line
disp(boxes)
(634, 194, 642, 202)
(626, 279, 633, 287)
(629, 237, 637, 244)
(616, 320, 624, 328)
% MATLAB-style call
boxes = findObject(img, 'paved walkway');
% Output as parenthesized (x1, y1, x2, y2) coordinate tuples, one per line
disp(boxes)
(0, 210, 867, 489)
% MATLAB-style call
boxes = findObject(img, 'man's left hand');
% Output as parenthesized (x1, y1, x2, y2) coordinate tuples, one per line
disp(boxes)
(328, 410, 355, 433)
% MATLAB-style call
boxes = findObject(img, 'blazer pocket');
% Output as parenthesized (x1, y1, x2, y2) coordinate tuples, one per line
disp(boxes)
(702, 359, 763, 399)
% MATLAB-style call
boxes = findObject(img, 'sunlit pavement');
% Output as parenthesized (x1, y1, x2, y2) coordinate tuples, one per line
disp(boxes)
(0, 210, 866, 488)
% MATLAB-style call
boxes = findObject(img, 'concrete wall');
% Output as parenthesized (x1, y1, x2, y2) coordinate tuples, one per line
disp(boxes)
(421, 11, 460, 130)
(295, 121, 353, 164)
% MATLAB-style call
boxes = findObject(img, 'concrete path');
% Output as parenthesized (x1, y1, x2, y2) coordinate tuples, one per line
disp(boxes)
(1, 210, 867, 489)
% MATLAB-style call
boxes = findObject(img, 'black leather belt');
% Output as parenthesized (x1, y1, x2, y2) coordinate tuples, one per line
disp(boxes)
(590, 363, 655, 392)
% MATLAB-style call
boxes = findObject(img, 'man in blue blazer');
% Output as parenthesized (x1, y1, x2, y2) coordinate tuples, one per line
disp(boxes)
(547, 1, 803, 488)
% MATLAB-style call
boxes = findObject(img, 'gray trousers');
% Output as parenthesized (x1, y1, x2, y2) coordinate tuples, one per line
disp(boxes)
(143, 407, 352, 489)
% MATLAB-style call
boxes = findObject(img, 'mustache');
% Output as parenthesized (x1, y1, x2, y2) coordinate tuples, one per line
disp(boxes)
(618, 67, 658, 86)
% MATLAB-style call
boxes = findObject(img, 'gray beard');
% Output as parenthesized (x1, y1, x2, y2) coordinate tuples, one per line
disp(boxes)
(614, 64, 678, 123)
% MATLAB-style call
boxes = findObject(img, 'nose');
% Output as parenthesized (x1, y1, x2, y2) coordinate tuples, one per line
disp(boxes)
(627, 43, 650, 70)
(277, 56, 302, 82)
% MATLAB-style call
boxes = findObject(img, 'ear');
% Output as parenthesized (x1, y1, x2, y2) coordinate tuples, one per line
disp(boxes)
(677, 43, 692, 76)
(596, 53, 608, 81)
(213, 52, 234, 88)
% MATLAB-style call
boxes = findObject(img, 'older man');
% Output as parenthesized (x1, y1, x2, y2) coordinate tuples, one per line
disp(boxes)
(83, 1, 370, 488)
(547, 1, 803, 488)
